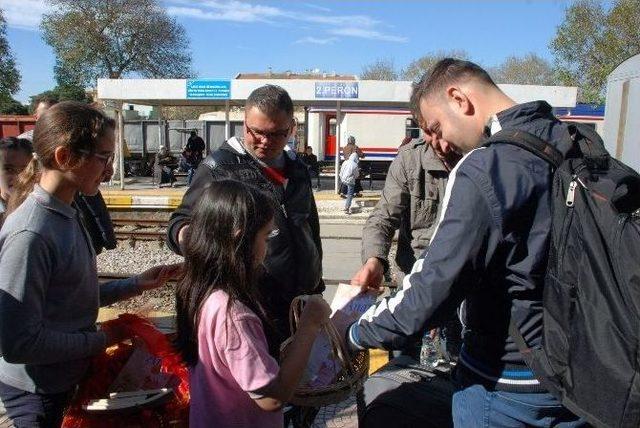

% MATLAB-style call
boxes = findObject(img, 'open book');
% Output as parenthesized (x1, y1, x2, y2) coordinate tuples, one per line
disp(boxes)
(301, 284, 377, 388)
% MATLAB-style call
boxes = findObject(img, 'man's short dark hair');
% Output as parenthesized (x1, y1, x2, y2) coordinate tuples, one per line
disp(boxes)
(411, 58, 497, 108)
(246, 85, 294, 118)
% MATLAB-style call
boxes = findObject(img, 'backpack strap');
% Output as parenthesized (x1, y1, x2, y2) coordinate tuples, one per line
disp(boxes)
(483, 129, 563, 169)
(567, 123, 609, 171)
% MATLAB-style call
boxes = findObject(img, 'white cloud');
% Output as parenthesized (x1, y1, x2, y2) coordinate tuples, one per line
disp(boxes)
(301, 3, 332, 13)
(0, 0, 51, 31)
(167, 0, 406, 43)
(329, 27, 408, 43)
(168, 0, 284, 23)
(294, 36, 338, 45)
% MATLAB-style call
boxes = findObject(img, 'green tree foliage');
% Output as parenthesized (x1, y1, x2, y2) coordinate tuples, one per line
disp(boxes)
(0, 8, 26, 114)
(490, 53, 560, 85)
(550, 0, 640, 103)
(402, 49, 469, 82)
(0, 93, 28, 115)
(0, 9, 20, 96)
(41, 0, 192, 86)
(360, 58, 398, 81)
(28, 85, 92, 114)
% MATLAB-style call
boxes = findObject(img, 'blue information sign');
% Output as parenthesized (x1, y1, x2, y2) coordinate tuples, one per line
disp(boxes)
(186, 79, 231, 99)
(314, 82, 359, 99)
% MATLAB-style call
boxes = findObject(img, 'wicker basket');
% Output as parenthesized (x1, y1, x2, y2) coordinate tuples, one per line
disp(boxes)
(280, 296, 369, 407)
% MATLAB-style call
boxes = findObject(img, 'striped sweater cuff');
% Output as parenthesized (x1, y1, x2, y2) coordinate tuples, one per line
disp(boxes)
(347, 323, 366, 352)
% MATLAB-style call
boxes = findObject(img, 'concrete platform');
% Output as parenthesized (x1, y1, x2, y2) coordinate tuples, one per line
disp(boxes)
(101, 177, 380, 210)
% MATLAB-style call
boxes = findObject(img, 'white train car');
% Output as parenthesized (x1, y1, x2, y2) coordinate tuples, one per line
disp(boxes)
(307, 106, 418, 164)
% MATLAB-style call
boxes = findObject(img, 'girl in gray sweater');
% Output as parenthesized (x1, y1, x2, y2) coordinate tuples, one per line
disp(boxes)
(0, 102, 180, 427)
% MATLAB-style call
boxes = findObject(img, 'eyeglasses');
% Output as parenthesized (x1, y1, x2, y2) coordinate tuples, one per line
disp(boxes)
(78, 149, 115, 167)
(246, 124, 291, 142)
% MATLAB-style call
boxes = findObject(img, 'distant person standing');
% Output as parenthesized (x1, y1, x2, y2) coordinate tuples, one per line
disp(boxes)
(184, 131, 206, 185)
(340, 152, 360, 215)
(300, 146, 320, 190)
(341, 136, 364, 196)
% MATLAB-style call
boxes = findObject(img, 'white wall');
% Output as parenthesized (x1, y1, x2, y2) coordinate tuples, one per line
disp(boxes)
(603, 54, 640, 172)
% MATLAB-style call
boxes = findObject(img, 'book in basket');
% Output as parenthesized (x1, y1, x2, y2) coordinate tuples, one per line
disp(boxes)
(301, 283, 376, 388)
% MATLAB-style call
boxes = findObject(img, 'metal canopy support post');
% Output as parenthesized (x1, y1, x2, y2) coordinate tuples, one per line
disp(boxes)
(157, 104, 164, 151)
(117, 107, 125, 190)
(334, 101, 342, 194)
(225, 100, 230, 140)
(303, 106, 309, 150)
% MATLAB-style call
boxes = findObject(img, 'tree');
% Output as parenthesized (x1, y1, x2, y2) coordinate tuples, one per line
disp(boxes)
(29, 86, 92, 113)
(0, 8, 26, 114)
(0, 93, 28, 115)
(402, 49, 469, 81)
(360, 58, 398, 80)
(550, 0, 640, 103)
(490, 53, 560, 86)
(0, 9, 20, 96)
(41, 0, 192, 86)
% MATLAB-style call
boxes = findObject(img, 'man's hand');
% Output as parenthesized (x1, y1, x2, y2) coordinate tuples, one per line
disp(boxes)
(136, 263, 183, 292)
(351, 257, 385, 292)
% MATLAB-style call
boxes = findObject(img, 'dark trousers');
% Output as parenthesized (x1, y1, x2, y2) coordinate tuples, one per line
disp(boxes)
(0, 381, 73, 428)
(359, 356, 585, 427)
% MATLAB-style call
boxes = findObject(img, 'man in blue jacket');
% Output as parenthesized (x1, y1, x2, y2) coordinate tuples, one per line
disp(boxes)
(349, 59, 584, 426)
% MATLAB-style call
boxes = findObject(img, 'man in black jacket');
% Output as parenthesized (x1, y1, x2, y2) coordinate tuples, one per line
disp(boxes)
(167, 85, 323, 344)
(349, 59, 584, 426)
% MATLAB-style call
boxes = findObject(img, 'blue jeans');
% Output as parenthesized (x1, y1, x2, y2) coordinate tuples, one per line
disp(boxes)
(345, 183, 355, 210)
(0, 380, 74, 428)
(452, 384, 586, 427)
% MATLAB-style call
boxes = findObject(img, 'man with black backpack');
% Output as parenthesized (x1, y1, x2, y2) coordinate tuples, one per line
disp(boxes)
(348, 59, 594, 427)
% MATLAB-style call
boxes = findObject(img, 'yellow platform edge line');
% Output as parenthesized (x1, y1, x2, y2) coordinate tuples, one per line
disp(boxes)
(368, 349, 389, 375)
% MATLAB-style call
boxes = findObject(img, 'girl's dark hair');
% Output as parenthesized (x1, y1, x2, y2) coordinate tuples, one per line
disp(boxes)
(8, 101, 115, 213)
(0, 137, 33, 158)
(174, 179, 276, 366)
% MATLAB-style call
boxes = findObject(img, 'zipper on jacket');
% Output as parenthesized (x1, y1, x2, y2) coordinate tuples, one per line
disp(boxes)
(566, 181, 577, 207)
(558, 176, 579, 269)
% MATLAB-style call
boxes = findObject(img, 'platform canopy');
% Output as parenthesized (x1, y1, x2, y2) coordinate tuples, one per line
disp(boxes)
(98, 78, 577, 190)
(98, 78, 577, 108)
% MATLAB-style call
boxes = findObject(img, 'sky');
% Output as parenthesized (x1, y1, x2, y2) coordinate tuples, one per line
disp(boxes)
(1, 0, 576, 104)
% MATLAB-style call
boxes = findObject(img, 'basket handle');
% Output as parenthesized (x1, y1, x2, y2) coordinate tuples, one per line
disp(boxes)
(284, 296, 356, 377)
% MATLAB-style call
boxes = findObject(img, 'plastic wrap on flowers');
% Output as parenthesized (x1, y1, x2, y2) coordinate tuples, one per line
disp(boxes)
(62, 314, 190, 428)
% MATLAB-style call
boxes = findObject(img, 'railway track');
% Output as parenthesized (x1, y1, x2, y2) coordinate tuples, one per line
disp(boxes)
(98, 272, 351, 287)
(113, 218, 167, 242)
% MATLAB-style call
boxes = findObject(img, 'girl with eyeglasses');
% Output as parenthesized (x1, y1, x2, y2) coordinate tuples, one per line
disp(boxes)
(0, 137, 33, 228)
(174, 179, 330, 428)
(0, 101, 181, 427)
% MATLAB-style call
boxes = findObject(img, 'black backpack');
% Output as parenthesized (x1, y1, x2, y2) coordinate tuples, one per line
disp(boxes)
(485, 124, 640, 428)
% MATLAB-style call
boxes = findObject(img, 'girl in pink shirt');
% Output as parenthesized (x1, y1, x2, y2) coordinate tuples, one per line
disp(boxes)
(174, 179, 330, 427)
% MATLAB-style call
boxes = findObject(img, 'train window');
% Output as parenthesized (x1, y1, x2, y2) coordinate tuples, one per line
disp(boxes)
(405, 118, 421, 139)
(329, 118, 337, 136)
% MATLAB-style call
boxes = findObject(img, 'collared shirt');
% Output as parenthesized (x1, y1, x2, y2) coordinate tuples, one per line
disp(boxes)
(0, 185, 139, 393)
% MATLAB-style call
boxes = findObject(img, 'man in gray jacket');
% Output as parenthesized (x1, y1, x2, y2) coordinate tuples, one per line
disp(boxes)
(351, 89, 462, 427)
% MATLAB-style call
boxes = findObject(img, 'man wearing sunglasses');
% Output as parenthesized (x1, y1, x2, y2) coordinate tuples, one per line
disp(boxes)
(168, 85, 324, 345)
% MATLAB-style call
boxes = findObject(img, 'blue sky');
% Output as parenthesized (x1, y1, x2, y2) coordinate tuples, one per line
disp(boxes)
(1, 0, 574, 103)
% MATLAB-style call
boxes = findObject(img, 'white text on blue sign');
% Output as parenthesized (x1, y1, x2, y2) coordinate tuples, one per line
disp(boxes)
(186, 80, 231, 99)
(315, 82, 359, 99)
